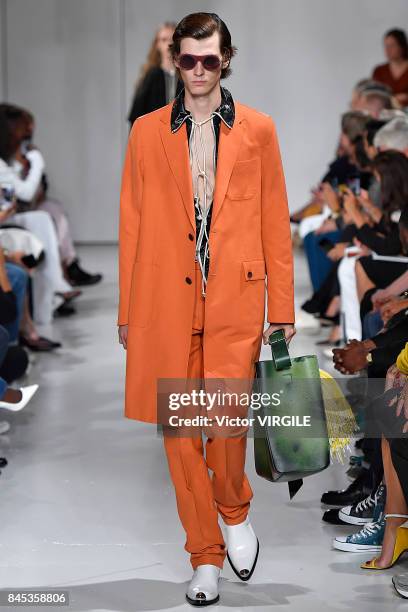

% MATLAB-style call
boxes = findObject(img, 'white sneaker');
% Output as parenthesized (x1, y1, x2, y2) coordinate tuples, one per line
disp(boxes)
(0, 420, 10, 434)
(0, 385, 39, 412)
(225, 517, 259, 581)
(186, 564, 220, 606)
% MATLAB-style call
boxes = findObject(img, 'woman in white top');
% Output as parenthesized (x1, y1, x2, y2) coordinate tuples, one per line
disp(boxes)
(17, 108, 102, 287)
(0, 106, 75, 328)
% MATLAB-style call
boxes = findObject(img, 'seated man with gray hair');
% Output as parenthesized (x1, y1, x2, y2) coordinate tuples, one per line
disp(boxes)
(374, 116, 408, 155)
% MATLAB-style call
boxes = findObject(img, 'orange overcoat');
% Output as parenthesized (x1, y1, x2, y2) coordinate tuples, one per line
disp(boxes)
(117, 100, 295, 423)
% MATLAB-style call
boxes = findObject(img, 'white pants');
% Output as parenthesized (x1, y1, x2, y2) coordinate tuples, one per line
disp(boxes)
(6, 210, 71, 325)
(37, 198, 77, 265)
(338, 255, 362, 341)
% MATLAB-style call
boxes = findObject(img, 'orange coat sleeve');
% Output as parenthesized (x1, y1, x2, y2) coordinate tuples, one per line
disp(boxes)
(117, 119, 144, 326)
(261, 117, 295, 324)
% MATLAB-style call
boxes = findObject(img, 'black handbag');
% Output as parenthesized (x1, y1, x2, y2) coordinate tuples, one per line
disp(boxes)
(253, 329, 330, 498)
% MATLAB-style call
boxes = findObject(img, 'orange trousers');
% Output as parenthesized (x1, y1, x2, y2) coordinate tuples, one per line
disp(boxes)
(163, 260, 253, 570)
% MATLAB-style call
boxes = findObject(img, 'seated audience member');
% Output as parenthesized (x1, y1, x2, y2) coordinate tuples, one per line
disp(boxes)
(329, 348, 408, 571)
(18, 108, 102, 286)
(374, 116, 408, 155)
(357, 82, 393, 118)
(0, 324, 38, 411)
(0, 320, 38, 438)
(372, 29, 408, 108)
(359, 351, 408, 572)
(304, 111, 369, 223)
(336, 151, 407, 340)
(0, 243, 27, 345)
(299, 112, 372, 337)
(0, 105, 81, 326)
(352, 152, 408, 317)
(291, 80, 394, 225)
(384, 347, 408, 596)
(321, 210, 407, 535)
(327, 316, 406, 500)
(350, 79, 380, 111)
(0, 237, 60, 351)
(333, 204, 408, 376)
(372, 270, 408, 313)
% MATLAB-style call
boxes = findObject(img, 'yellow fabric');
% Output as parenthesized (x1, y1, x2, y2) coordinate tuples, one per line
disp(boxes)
(319, 368, 358, 462)
(396, 342, 408, 376)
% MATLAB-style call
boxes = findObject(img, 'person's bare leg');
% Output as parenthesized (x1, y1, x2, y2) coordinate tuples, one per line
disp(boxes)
(365, 437, 408, 567)
(326, 325, 341, 343)
(355, 260, 376, 302)
(20, 295, 40, 341)
(325, 295, 340, 318)
(318, 297, 341, 343)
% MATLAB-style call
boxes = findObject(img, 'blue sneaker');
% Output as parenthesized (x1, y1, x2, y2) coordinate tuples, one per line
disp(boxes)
(339, 484, 386, 525)
(333, 513, 385, 552)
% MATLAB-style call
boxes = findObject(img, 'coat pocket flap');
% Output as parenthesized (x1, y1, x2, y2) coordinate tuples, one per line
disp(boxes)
(242, 260, 266, 280)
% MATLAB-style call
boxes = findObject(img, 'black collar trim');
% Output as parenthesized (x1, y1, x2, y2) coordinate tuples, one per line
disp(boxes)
(171, 86, 235, 133)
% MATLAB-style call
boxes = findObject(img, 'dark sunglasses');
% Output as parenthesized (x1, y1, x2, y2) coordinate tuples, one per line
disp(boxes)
(178, 54, 221, 71)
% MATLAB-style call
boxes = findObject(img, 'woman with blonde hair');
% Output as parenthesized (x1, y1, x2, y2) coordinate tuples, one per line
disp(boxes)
(127, 22, 182, 126)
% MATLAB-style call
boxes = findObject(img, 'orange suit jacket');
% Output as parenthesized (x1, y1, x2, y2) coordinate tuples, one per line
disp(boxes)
(117, 99, 295, 423)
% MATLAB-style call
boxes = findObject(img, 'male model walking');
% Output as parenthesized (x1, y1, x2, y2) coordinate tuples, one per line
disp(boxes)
(118, 12, 295, 606)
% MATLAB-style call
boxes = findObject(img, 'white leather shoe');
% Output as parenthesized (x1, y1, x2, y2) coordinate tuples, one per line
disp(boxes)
(225, 517, 259, 581)
(186, 564, 220, 606)
(0, 385, 39, 412)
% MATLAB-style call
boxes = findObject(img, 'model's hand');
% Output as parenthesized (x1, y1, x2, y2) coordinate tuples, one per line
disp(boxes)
(263, 323, 296, 345)
(118, 324, 128, 350)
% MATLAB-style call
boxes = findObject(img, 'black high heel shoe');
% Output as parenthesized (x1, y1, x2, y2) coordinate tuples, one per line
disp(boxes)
(20, 334, 62, 351)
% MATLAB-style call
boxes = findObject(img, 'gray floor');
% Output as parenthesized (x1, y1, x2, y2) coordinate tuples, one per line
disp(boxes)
(0, 245, 405, 611)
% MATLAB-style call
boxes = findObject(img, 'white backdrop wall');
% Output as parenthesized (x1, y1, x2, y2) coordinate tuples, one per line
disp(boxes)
(1, 0, 407, 241)
(0, 0, 6, 101)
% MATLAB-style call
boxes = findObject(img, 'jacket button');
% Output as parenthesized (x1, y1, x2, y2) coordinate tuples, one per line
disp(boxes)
(247, 271, 253, 278)
(185, 276, 192, 284)
(188, 233, 194, 241)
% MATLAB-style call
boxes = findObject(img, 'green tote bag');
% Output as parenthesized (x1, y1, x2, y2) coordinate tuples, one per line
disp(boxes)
(253, 329, 330, 498)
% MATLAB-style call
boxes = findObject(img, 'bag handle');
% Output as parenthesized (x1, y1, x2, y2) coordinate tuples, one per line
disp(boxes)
(268, 329, 292, 370)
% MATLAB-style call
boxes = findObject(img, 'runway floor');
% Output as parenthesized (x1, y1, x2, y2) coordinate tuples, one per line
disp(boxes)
(0, 245, 404, 612)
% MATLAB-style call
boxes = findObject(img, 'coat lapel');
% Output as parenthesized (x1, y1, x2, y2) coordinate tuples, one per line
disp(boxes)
(159, 107, 195, 230)
(211, 111, 244, 226)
